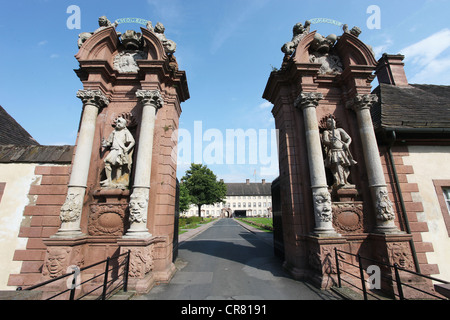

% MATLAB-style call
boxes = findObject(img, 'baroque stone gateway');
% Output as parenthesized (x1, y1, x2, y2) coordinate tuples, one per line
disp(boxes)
(264, 20, 434, 295)
(32, 15, 189, 297)
(4, 15, 447, 299)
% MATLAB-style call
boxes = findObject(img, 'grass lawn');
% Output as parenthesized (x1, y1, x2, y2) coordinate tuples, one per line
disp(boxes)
(178, 217, 215, 234)
(238, 217, 273, 232)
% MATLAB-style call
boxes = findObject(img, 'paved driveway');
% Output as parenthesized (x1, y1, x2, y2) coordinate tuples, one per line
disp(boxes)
(134, 218, 340, 300)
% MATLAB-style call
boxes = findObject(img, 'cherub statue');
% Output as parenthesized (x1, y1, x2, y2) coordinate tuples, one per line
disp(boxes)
(282, 20, 311, 55)
(101, 117, 135, 188)
(153, 22, 177, 54)
(78, 16, 119, 48)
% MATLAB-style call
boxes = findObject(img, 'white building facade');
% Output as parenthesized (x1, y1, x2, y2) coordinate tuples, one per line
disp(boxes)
(184, 179, 272, 218)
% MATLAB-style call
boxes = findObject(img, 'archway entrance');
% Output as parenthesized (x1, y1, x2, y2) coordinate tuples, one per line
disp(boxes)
(234, 210, 247, 218)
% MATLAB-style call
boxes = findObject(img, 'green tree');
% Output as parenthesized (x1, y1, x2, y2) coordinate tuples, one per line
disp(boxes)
(178, 182, 191, 214)
(181, 163, 227, 217)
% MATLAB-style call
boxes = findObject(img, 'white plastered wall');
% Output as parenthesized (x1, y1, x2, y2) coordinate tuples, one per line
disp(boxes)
(0, 163, 39, 290)
(403, 145, 450, 281)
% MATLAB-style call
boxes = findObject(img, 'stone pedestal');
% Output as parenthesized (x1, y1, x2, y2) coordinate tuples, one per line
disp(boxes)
(331, 185, 359, 202)
(41, 237, 88, 299)
(369, 233, 430, 298)
(306, 235, 348, 289)
(89, 189, 130, 237)
(117, 236, 173, 294)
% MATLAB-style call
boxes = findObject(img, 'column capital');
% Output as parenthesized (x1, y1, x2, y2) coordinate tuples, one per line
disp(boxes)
(294, 92, 323, 110)
(136, 89, 164, 109)
(347, 93, 378, 112)
(76, 89, 109, 108)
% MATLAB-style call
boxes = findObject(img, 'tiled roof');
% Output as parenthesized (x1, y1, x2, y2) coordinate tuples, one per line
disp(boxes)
(0, 145, 74, 163)
(225, 182, 272, 196)
(0, 105, 39, 145)
(372, 83, 450, 130)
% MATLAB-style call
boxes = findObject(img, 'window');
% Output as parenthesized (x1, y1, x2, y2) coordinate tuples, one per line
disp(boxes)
(0, 182, 5, 203)
(444, 188, 450, 213)
(433, 180, 450, 237)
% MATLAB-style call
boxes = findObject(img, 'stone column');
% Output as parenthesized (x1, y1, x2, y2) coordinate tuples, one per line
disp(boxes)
(348, 94, 399, 233)
(53, 89, 109, 238)
(295, 92, 339, 237)
(123, 89, 164, 238)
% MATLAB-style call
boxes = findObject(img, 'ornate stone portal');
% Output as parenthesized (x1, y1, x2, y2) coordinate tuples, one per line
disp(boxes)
(42, 16, 189, 296)
(264, 21, 412, 290)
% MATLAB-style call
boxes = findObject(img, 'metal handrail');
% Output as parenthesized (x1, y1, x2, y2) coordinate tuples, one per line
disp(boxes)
(334, 247, 449, 300)
(17, 250, 131, 300)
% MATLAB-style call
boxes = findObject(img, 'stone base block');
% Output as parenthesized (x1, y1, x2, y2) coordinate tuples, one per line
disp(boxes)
(117, 235, 170, 294)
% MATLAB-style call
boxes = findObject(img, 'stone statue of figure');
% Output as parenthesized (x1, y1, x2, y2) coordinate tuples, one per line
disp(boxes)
(146, 21, 177, 54)
(101, 117, 135, 188)
(281, 20, 311, 55)
(322, 117, 357, 187)
(78, 16, 120, 48)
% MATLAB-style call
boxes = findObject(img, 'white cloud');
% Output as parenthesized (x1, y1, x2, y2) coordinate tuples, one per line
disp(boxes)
(408, 56, 450, 84)
(38, 40, 48, 46)
(400, 28, 450, 66)
(400, 28, 450, 84)
(372, 37, 394, 59)
(258, 101, 273, 109)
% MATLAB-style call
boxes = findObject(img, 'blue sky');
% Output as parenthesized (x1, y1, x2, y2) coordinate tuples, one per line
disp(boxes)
(1, 0, 450, 182)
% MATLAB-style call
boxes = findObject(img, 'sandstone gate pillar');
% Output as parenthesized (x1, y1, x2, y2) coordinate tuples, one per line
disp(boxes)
(348, 94, 399, 234)
(54, 90, 109, 238)
(295, 92, 339, 236)
(264, 22, 414, 289)
(124, 90, 163, 238)
(40, 17, 189, 297)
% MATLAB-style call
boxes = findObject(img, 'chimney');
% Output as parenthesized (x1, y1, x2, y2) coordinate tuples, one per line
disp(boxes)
(246, 179, 250, 185)
(375, 54, 409, 86)
(262, 179, 266, 185)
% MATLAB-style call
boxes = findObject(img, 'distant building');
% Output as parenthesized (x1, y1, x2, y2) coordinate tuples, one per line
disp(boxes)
(184, 179, 272, 218)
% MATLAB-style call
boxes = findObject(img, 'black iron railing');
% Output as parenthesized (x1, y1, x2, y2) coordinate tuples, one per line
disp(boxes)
(334, 248, 449, 300)
(17, 250, 131, 300)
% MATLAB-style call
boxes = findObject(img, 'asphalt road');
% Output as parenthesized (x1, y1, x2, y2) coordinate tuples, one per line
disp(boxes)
(134, 218, 340, 300)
